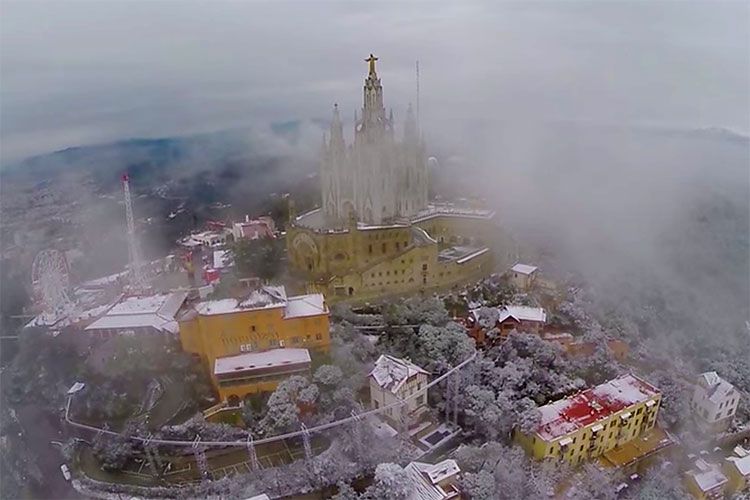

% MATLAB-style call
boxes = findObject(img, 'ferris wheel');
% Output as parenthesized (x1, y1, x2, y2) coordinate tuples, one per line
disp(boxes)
(31, 249, 73, 319)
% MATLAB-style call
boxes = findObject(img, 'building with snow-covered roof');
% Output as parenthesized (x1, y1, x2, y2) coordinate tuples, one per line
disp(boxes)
(509, 263, 538, 291)
(370, 355, 429, 428)
(213, 348, 311, 401)
(178, 285, 329, 401)
(496, 305, 546, 335)
(181, 230, 230, 249)
(84, 291, 189, 338)
(685, 459, 729, 500)
(690, 371, 739, 432)
(467, 305, 547, 344)
(516, 374, 662, 466)
(403, 459, 461, 500)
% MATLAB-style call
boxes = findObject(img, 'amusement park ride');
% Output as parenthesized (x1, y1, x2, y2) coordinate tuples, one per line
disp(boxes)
(30, 173, 151, 325)
(30, 248, 75, 324)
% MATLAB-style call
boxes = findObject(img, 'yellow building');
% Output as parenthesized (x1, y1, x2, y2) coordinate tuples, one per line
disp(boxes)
(178, 285, 330, 401)
(515, 374, 661, 466)
(288, 207, 496, 302)
(723, 447, 750, 495)
(685, 460, 729, 500)
(287, 55, 497, 302)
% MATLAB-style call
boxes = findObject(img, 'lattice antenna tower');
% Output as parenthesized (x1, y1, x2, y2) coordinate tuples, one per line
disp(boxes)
(122, 173, 147, 291)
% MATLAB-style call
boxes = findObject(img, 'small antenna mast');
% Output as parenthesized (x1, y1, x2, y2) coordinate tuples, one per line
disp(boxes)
(415, 60, 420, 133)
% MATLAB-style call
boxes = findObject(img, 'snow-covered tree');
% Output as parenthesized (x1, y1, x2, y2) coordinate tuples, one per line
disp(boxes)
(460, 470, 497, 500)
(258, 375, 318, 435)
(331, 481, 360, 500)
(363, 463, 411, 500)
(476, 306, 499, 330)
(636, 469, 690, 500)
(314, 365, 344, 387)
(569, 341, 621, 386)
(646, 369, 691, 430)
(382, 296, 449, 327)
(416, 322, 475, 373)
(92, 432, 135, 471)
(455, 443, 562, 500)
(565, 464, 619, 500)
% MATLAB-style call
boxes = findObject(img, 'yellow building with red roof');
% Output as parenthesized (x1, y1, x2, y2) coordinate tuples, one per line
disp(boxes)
(515, 374, 662, 465)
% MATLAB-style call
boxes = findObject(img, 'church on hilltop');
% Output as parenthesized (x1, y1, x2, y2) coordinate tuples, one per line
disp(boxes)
(287, 55, 496, 301)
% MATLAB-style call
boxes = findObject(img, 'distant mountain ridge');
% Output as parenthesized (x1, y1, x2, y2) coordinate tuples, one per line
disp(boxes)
(0, 119, 328, 185)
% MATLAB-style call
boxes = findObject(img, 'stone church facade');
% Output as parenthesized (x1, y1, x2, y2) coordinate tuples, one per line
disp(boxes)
(321, 54, 428, 227)
(287, 55, 496, 302)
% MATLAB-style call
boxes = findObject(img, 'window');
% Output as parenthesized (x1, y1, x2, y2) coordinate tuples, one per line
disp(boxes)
(315, 333, 322, 340)
(382, 243, 386, 253)
(396, 242, 400, 250)
(422, 264, 428, 271)
(268, 339, 280, 348)
(251, 325, 256, 332)
(368, 244, 372, 254)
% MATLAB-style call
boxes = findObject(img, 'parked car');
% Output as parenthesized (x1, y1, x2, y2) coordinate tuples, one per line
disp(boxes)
(60, 464, 71, 481)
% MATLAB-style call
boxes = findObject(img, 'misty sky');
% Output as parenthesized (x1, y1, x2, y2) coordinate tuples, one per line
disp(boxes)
(1, 1, 748, 164)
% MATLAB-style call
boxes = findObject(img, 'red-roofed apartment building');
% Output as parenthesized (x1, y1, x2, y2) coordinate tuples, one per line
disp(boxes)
(515, 374, 662, 466)
(232, 215, 276, 241)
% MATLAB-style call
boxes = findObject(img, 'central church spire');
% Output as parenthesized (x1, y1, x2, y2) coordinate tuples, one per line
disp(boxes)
(361, 53, 386, 132)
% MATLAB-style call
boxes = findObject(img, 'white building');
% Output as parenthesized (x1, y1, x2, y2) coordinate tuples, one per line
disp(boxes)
(184, 230, 230, 248)
(370, 355, 429, 427)
(84, 291, 188, 337)
(690, 371, 740, 431)
(213, 249, 233, 270)
(403, 459, 461, 500)
(509, 263, 538, 291)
